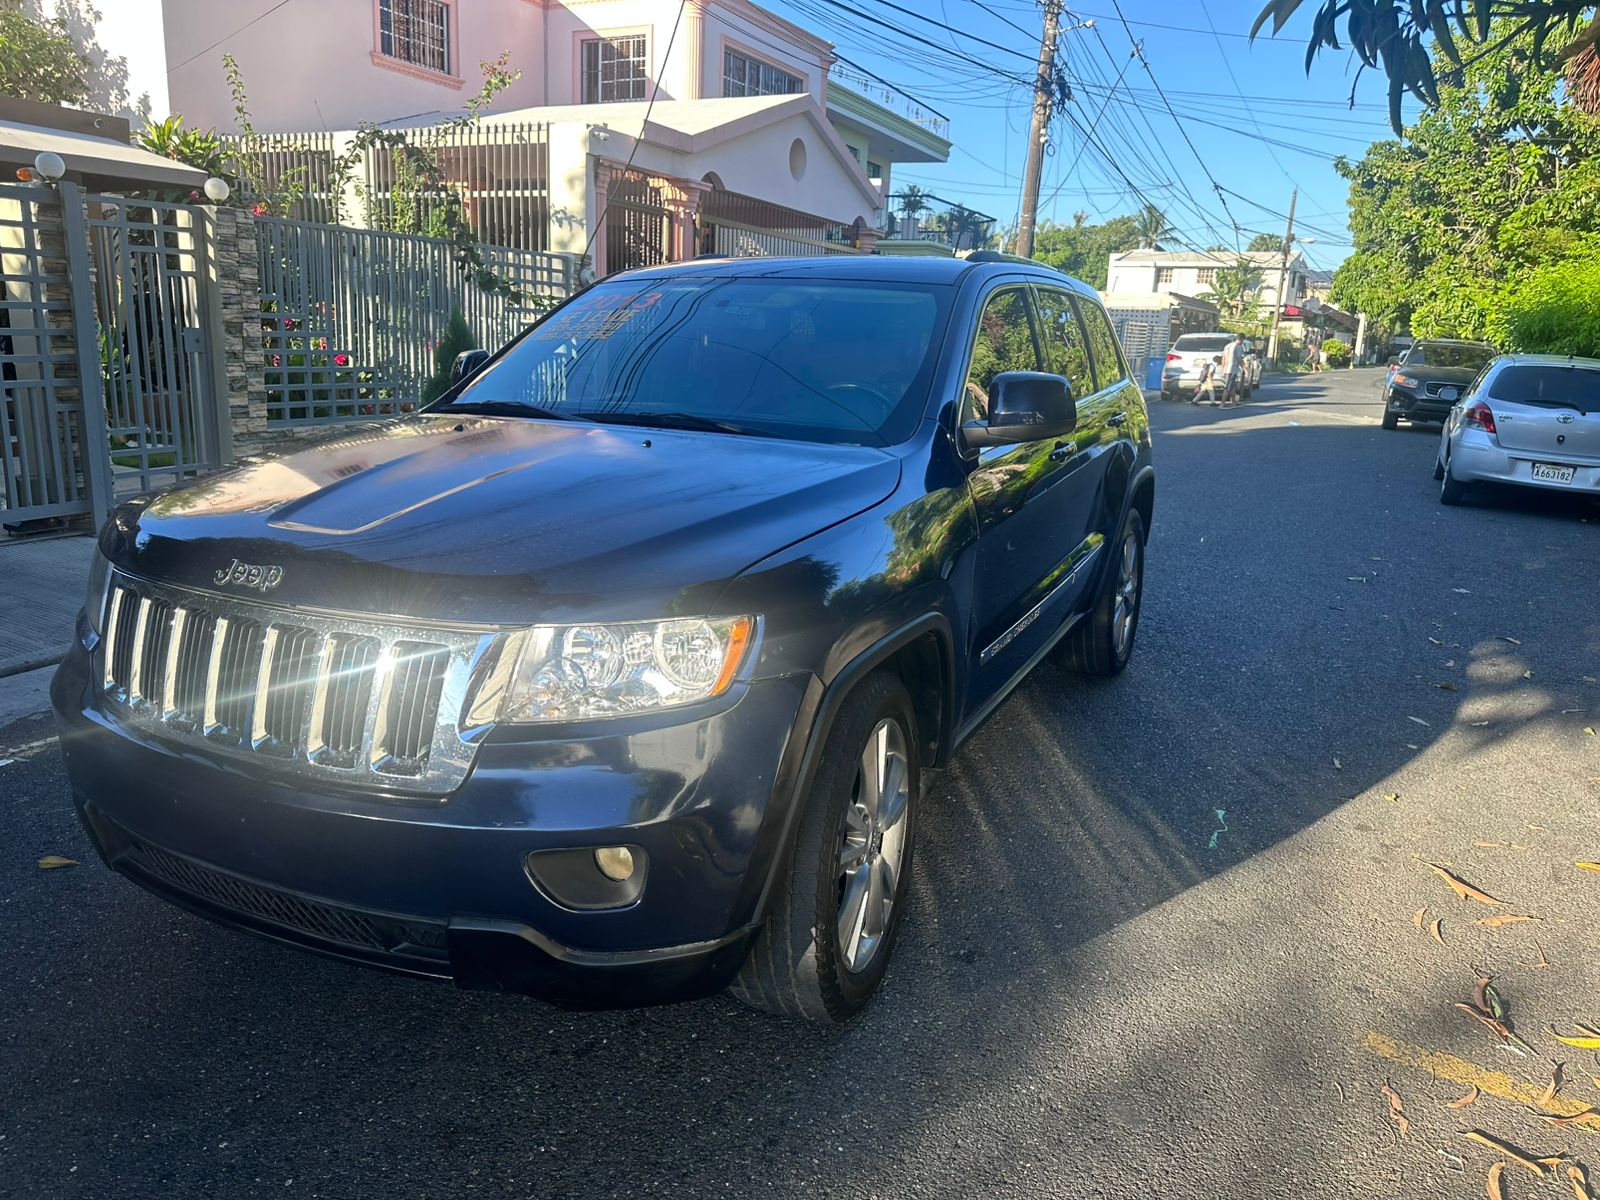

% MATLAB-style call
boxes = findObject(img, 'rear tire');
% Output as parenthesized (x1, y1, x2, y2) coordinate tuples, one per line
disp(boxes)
(1439, 455, 1467, 505)
(1060, 507, 1146, 677)
(729, 672, 918, 1025)
(1432, 455, 1445, 481)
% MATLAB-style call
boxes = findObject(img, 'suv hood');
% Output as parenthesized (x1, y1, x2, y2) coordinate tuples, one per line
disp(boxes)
(107, 416, 901, 625)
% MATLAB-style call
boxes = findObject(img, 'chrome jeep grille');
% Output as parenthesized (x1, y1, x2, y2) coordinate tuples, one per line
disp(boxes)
(97, 572, 501, 796)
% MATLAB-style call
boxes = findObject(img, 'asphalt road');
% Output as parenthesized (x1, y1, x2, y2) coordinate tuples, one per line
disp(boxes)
(5, 368, 1600, 1199)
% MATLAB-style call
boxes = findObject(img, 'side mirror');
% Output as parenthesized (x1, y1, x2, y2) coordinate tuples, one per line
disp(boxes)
(962, 371, 1076, 449)
(452, 348, 491, 385)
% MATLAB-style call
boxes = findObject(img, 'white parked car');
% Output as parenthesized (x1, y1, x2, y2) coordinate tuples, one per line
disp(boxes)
(1161, 333, 1261, 401)
(1435, 354, 1600, 505)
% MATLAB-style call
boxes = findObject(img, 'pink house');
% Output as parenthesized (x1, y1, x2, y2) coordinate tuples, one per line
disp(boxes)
(162, 0, 952, 274)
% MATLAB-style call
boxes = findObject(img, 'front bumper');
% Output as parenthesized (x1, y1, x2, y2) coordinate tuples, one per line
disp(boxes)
(1386, 388, 1453, 422)
(52, 641, 810, 1008)
(1450, 434, 1600, 494)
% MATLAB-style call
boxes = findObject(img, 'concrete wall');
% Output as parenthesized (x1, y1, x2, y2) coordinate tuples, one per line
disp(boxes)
(165, 0, 547, 132)
(164, 0, 834, 132)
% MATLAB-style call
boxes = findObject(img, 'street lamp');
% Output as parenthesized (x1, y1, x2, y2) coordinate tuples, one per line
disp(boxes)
(32, 151, 66, 183)
(203, 176, 230, 203)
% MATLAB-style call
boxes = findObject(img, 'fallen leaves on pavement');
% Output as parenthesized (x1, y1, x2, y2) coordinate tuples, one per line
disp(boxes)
(1576, 863, 1600, 874)
(1488, 1161, 1507, 1200)
(1432, 917, 1448, 945)
(1413, 907, 1427, 929)
(1549, 1025, 1600, 1050)
(1573, 1164, 1597, 1200)
(1448, 1086, 1481, 1110)
(1543, 1062, 1566, 1106)
(37, 856, 77, 869)
(1382, 1080, 1410, 1136)
(1461, 1130, 1556, 1178)
(1428, 862, 1506, 905)
(1478, 914, 1542, 927)
(1525, 941, 1551, 970)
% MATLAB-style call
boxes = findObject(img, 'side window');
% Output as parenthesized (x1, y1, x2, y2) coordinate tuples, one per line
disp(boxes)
(963, 287, 1039, 423)
(1077, 298, 1128, 391)
(1031, 287, 1096, 400)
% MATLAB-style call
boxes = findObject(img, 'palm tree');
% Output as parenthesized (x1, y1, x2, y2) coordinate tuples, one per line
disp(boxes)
(1132, 203, 1174, 249)
(947, 203, 984, 249)
(898, 185, 931, 235)
(1200, 256, 1266, 322)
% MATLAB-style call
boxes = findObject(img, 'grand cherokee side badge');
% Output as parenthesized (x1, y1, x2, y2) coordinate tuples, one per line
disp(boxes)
(215, 558, 285, 592)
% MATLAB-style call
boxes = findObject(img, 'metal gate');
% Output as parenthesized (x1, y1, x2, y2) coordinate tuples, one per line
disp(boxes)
(85, 192, 224, 498)
(0, 182, 103, 527)
(0, 182, 223, 531)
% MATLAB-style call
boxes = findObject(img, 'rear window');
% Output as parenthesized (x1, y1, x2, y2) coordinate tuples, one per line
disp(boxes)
(1173, 334, 1232, 353)
(1488, 365, 1600, 414)
(1410, 343, 1495, 370)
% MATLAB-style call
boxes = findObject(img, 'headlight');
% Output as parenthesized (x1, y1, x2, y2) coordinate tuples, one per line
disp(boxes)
(1392, 372, 1420, 389)
(84, 549, 113, 637)
(493, 616, 756, 723)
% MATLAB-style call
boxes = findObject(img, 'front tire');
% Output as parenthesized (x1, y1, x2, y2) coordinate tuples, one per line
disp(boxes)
(730, 672, 918, 1024)
(1381, 410, 1398, 430)
(1060, 507, 1146, 677)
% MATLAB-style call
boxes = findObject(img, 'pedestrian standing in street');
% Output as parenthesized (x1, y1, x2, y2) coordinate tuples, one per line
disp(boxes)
(1221, 333, 1246, 407)
(1195, 355, 1221, 404)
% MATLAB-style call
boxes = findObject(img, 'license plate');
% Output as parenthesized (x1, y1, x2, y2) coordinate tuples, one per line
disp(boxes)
(1532, 462, 1576, 484)
(1439, 386, 1458, 402)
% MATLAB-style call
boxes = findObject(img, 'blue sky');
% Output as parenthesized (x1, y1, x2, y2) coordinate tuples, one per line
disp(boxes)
(767, 0, 1411, 270)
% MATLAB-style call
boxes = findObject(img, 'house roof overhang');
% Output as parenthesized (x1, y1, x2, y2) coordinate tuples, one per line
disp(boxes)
(0, 118, 207, 191)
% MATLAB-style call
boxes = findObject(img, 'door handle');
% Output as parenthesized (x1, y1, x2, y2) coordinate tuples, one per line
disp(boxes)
(1107, 411, 1128, 427)
(1048, 441, 1076, 462)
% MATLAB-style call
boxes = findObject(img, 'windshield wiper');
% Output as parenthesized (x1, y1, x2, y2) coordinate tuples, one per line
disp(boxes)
(439, 400, 595, 423)
(586, 411, 774, 438)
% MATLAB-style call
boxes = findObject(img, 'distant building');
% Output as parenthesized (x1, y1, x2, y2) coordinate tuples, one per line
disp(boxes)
(1105, 248, 1310, 312)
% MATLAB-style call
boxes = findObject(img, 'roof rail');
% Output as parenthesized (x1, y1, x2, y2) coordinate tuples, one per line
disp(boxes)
(963, 250, 1044, 267)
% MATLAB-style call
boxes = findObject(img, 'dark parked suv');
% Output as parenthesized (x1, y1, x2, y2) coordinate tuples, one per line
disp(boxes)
(53, 254, 1154, 1024)
(1383, 339, 1496, 429)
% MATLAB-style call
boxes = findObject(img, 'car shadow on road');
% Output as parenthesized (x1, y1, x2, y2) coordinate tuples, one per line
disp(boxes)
(6, 409, 1599, 1199)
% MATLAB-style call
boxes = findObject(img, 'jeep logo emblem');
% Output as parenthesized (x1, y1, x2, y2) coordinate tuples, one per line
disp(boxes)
(215, 558, 284, 592)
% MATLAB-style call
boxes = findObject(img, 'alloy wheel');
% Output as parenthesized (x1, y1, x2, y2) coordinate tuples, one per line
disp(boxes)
(836, 718, 910, 974)
(1112, 529, 1142, 658)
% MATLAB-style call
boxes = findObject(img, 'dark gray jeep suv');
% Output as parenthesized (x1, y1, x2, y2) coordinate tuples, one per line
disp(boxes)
(54, 254, 1154, 1024)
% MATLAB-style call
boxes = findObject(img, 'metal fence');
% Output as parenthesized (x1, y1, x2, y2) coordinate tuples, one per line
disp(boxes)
(254, 217, 576, 426)
(228, 122, 553, 251)
(362, 121, 553, 251)
(224, 132, 339, 224)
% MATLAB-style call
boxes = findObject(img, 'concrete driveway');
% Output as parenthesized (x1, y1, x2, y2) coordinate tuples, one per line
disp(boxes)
(4, 367, 1599, 1198)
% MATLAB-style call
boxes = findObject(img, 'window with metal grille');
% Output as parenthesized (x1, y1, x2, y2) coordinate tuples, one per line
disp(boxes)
(378, 0, 450, 75)
(722, 49, 802, 97)
(582, 36, 649, 103)
(1156, 267, 1175, 286)
(1195, 268, 1216, 286)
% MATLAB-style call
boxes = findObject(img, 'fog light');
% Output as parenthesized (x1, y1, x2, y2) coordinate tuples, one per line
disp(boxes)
(594, 846, 635, 882)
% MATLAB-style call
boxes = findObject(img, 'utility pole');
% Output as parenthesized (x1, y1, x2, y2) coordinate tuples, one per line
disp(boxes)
(1353, 311, 1367, 368)
(1014, 0, 1063, 260)
(1265, 187, 1298, 366)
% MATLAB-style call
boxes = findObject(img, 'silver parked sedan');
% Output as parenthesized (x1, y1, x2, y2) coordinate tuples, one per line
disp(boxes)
(1435, 354, 1600, 505)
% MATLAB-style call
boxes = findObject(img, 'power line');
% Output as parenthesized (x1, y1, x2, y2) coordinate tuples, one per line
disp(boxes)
(167, 0, 298, 74)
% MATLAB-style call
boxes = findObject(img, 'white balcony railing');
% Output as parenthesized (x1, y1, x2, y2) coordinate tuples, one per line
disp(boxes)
(827, 62, 951, 141)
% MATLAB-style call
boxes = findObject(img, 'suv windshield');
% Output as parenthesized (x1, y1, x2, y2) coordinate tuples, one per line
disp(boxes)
(1411, 343, 1494, 370)
(439, 275, 950, 446)
(1173, 334, 1234, 353)
(1488, 365, 1599, 414)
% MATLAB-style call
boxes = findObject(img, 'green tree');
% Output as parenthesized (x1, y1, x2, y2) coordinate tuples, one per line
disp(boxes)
(1032, 213, 1140, 288)
(0, 5, 88, 105)
(898, 184, 931, 226)
(1253, 1, 1600, 126)
(421, 309, 477, 404)
(1247, 232, 1282, 252)
(1328, 25, 1600, 346)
